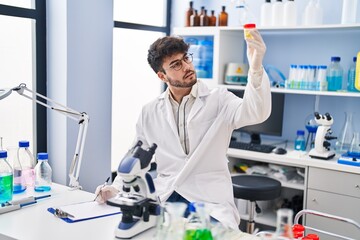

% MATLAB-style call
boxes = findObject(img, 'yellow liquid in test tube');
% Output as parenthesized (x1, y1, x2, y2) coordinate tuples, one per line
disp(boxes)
(244, 23, 256, 40)
(355, 51, 360, 91)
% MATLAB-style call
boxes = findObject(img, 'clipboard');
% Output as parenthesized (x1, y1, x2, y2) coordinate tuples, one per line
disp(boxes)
(48, 201, 121, 223)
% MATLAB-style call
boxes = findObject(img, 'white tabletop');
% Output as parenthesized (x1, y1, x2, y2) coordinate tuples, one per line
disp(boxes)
(0, 183, 259, 240)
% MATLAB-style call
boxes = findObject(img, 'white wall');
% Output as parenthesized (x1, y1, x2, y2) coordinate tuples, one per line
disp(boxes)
(47, 0, 113, 192)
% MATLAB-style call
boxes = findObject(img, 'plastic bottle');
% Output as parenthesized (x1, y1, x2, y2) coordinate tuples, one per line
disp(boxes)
(341, 0, 358, 24)
(0, 150, 13, 204)
(272, 0, 284, 27)
(260, 0, 272, 27)
(347, 57, 359, 92)
(316, 65, 327, 91)
(185, 1, 194, 27)
(326, 56, 344, 91)
(295, 130, 306, 151)
(244, 23, 256, 40)
(218, 6, 228, 26)
(34, 152, 52, 192)
(190, 10, 200, 27)
(303, 0, 322, 26)
(209, 10, 217, 26)
(15, 140, 35, 192)
(283, 0, 297, 26)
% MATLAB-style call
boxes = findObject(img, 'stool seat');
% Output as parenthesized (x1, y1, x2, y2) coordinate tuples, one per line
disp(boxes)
(232, 175, 281, 201)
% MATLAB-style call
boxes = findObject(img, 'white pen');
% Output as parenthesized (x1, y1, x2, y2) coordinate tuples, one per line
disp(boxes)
(94, 177, 110, 201)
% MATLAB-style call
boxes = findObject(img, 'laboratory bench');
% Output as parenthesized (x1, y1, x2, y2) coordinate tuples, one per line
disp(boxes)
(0, 183, 259, 240)
(227, 147, 360, 239)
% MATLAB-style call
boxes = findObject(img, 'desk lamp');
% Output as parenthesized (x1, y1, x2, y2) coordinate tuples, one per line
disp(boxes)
(0, 83, 89, 190)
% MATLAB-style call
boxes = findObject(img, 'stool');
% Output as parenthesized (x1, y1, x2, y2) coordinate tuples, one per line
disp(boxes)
(232, 175, 281, 233)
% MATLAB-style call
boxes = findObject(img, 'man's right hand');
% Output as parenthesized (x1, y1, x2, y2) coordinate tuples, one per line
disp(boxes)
(94, 185, 119, 204)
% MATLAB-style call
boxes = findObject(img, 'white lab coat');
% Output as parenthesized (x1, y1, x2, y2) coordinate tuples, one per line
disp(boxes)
(114, 72, 271, 229)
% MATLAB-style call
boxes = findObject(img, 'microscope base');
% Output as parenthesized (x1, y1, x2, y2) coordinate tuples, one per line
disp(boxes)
(309, 149, 335, 160)
(115, 215, 157, 239)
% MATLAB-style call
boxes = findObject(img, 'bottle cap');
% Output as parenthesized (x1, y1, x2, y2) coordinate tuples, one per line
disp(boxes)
(303, 234, 320, 240)
(38, 152, 48, 160)
(188, 202, 196, 212)
(0, 150, 7, 158)
(293, 231, 304, 238)
(244, 23, 256, 29)
(19, 140, 30, 148)
(331, 56, 341, 62)
(353, 56, 357, 62)
(297, 130, 305, 135)
(292, 224, 305, 231)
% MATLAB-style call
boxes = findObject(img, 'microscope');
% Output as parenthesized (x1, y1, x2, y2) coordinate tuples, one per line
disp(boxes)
(107, 140, 159, 239)
(308, 112, 337, 160)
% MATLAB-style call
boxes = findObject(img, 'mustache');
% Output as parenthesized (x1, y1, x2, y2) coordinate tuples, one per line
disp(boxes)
(184, 70, 195, 79)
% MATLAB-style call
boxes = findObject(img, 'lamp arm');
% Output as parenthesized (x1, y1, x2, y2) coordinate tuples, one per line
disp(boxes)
(13, 83, 89, 189)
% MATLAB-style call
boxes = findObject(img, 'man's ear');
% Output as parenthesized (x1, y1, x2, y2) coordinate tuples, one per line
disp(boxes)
(157, 71, 167, 82)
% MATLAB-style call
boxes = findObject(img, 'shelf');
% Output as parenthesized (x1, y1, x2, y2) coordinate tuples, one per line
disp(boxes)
(220, 84, 360, 97)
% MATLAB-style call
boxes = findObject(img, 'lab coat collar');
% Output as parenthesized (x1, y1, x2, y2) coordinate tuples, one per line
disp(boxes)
(158, 80, 210, 100)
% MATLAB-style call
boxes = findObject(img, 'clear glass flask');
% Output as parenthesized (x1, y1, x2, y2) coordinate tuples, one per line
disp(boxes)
(335, 112, 355, 154)
(164, 202, 187, 240)
(349, 132, 360, 156)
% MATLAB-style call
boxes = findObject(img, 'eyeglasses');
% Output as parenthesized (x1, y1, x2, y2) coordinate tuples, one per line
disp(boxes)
(165, 53, 193, 71)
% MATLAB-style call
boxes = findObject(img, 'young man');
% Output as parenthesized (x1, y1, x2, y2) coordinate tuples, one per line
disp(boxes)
(95, 29, 271, 229)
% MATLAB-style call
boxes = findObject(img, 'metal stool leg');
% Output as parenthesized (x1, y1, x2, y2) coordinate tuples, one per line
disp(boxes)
(247, 201, 256, 234)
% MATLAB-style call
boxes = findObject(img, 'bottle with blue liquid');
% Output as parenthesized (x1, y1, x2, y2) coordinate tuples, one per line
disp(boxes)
(0, 150, 13, 204)
(294, 130, 306, 151)
(326, 56, 343, 91)
(34, 152, 52, 192)
(347, 57, 359, 92)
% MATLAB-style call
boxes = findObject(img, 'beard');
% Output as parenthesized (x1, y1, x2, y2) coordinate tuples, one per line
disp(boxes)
(166, 70, 197, 88)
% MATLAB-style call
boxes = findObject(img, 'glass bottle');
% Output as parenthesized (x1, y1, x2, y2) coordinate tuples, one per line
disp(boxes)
(218, 6, 228, 26)
(273, 208, 294, 239)
(190, 10, 200, 27)
(347, 57, 359, 92)
(326, 56, 344, 91)
(335, 112, 355, 154)
(184, 202, 213, 240)
(13, 140, 35, 193)
(209, 10, 217, 26)
(34, 152, 52, 192)
(294, 130, 306, 151)
(185, 1, 194, 27)
(164, 202, 187, 240)
(0, 150, 13, 204)
(200, 9, 209, 26)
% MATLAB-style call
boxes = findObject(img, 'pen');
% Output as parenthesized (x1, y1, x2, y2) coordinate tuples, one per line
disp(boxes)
(94, 176, 110, 201)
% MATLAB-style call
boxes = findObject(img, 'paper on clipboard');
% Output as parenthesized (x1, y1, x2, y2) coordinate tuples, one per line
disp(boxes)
(49, 201, 121, 222)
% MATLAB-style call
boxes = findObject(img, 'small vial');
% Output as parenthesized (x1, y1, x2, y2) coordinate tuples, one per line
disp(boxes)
(294, 130, 306, 151)
(244, 23, 256, 40)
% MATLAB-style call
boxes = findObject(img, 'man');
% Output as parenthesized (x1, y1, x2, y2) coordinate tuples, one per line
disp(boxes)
(95, 29, 271, 230)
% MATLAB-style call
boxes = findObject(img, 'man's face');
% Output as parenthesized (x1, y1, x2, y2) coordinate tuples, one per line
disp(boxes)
(157, 52, 197, 88)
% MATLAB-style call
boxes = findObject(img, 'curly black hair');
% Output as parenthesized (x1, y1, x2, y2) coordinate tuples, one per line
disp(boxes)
(147, 36, 189, 73)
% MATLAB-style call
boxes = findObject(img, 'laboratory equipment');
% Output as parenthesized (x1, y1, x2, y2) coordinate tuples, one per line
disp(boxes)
(184, 202, 213, 240)
(107, 140, 158, 239)
(338, 132, 360, 166)
(335, 112, 355, 154)
(0, 150, 13, 204)
(305, 114, 318, 150)
(11, 140, 35, 194)
(327, 56, 344, 91)
(347, 57, 359, 92)
(356, 52, 360, 90)
(308, 112, 337, 160)
(294, 130, 306, 151)
(34, 153, 52, 192)
(11, 145, 27, 194)
(341, 0, 358, 24)
(272, 0, 284, 27)
(0, 83, 89, 189)
(274, 208, 294, 239)
(208, 10, 216, 26)
(260, 0, 272, 27)
(244, 23, 256, 40)
(164, 202, 187, 240)
(224, 63, 249, 85)
(283, 0, 297, 26)
(185, 1, 194, 27)
(218, 6, 228, 26)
